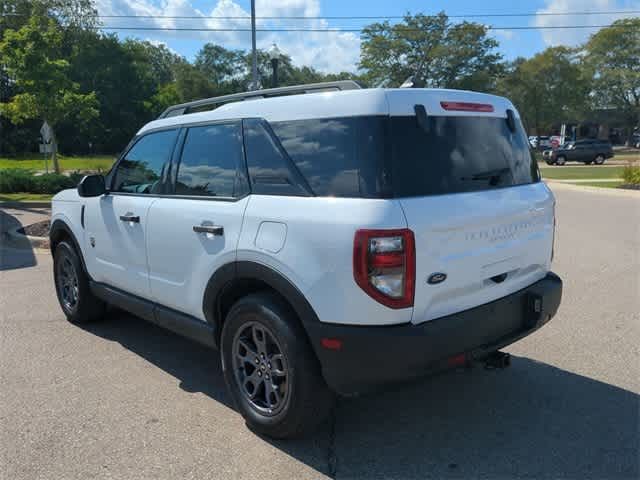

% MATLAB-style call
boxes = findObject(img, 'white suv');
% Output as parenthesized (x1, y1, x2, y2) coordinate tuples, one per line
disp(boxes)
(50, 81, 562, 438)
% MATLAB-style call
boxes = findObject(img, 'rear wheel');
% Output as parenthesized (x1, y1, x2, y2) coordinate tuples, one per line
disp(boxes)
(594, 154, 605, 165)
(53, 241, 105, 323)
(221, 292, 334, 439)
(555, 155, 566, 166)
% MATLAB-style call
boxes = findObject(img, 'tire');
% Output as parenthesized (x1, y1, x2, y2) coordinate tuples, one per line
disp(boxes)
(545, 160, 554, 165)
(594, 154, 605, 165)
(555, 156, 566, 166)
(53, 241, 106, 324)
(221, 292, 334, 439)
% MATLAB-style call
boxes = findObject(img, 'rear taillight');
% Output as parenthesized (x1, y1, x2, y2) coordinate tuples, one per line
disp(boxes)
(353, 229, 415, 309)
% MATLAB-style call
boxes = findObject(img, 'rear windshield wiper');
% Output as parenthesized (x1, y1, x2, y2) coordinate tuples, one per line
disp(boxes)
(462, 167, 512, 186)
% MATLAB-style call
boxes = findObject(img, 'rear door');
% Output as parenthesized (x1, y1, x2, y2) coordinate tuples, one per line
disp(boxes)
(386, 103, 554, 324)
(146, 121, 250, 320)
(84, 128, 178, 299)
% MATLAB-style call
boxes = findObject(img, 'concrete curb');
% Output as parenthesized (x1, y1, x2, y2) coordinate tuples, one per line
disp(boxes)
(6, 226, 49, 249)
(0, 201, 52, 209)
(545, 181, 640, 198)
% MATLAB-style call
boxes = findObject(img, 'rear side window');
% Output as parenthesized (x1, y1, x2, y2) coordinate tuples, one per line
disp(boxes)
(112, 129, 178, 194)
(389, 116, 539, 197)
(270, 117, 387, 198)
(243, 119, 310, 196)
(174, 123, 248, 197)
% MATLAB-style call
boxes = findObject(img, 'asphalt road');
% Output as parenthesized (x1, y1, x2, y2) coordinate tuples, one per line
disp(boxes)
(1, 185, 638, 479)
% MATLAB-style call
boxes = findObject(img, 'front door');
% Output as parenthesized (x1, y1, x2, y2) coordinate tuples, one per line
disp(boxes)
(84, 128, 179, 299)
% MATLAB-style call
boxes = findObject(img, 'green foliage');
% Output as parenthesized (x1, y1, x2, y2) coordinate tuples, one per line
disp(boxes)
(359, 12, 502, 90)
(622, 163, 640, 185)
(0, 168, 82, 193)
(0, 169, 35, 193)
(496, 47, 590, 133)
(195, 44, 245, 86)
(583, 18, 640, 134)
(0, 15, 99, 127)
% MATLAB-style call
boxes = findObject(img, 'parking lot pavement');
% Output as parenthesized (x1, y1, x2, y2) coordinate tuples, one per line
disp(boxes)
(1, 186, 638, 479)
(0, 206, 51, 270)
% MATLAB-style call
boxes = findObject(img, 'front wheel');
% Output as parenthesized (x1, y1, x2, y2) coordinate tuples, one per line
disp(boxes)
(594, 154, 605, 165)
(53, 241, 105, 323)
(221, 293, 334, 439)
(555, 156, 566, 166)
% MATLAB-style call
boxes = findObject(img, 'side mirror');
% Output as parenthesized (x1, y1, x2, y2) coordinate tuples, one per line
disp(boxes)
(77, 174, 106, 197)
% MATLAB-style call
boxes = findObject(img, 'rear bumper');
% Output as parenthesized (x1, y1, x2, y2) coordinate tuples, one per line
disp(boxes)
(306, 272, 562, 395)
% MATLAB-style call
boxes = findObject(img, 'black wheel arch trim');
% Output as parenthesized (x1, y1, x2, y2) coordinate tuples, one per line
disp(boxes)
(203, 261, 322, 350)
(49, 219, 89, 275)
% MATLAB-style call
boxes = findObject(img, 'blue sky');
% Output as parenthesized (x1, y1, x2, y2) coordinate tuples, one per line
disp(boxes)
(96, 0, 640, 72)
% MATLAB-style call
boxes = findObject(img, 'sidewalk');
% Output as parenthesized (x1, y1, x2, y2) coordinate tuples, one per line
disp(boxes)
(549, 178, 622, 183)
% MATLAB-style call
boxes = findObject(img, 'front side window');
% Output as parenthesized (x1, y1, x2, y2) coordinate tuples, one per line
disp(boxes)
(112, 129, 178, 194)
(175, 123, 248, 197)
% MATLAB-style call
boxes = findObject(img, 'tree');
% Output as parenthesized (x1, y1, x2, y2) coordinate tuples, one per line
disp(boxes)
(0, 15, 98, 172)
(195, 43, 244, 86)
(359, 12, 502, 90)
(583, 18, 640, 141)
(497, 47, 590, 134)
(0, 0, 98, 32)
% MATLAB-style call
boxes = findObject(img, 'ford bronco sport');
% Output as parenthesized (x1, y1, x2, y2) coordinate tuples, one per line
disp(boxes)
(50, 81, 562, 438)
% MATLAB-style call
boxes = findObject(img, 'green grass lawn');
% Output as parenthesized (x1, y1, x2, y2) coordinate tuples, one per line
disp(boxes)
(541, 166, 624, 180)
(0, 154, 115, 172)
(0, 193, 53, 202)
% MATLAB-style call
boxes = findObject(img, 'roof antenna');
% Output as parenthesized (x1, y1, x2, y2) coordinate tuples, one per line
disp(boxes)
(399, 55, 427, 88)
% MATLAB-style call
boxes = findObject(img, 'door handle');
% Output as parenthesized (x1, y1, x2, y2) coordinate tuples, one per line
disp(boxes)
(193, 224, 224, 236)
(119, 214, 140, 223)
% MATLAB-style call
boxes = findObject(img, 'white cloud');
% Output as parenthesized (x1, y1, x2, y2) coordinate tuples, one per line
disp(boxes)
(95, 0, 361, 73)
(534, 0, 639, 46)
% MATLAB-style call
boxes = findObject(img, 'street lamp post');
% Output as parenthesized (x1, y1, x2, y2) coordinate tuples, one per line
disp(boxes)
(268, 43, 282, 88)
(249, 0, 258, 91)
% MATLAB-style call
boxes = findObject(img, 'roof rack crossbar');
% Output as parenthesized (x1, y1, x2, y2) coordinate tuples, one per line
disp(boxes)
(158, 80, 362, 119)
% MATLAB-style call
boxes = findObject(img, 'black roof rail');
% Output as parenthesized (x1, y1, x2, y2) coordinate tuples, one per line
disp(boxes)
(157, 80, 363, 119)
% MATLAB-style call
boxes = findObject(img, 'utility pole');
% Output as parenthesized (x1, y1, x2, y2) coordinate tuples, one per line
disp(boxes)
(250, 0, 258, 90)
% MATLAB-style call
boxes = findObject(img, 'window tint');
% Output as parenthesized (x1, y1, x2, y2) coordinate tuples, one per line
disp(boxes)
(112, 129, 178, 194)
(243, 119, 309, 196)
(270, 117, 387, 198)
(175, 123, 247, 197)
(389, 116, 539, 197)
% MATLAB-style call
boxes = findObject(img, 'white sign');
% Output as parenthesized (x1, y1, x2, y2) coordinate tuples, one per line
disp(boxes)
(40, 121, 53, 144)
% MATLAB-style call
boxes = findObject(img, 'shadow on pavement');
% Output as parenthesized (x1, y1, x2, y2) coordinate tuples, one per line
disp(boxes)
(83, 311, 639, 479)
(0, 208, 38, 271)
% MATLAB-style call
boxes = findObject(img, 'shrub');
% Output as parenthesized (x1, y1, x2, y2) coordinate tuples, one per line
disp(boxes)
(0, 169, 82, 194)
(622, 162, 640, 185)
(0, 169, 36, 193)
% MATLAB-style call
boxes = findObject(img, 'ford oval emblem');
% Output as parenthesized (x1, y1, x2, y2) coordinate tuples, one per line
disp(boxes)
(427, 272, 447, 285)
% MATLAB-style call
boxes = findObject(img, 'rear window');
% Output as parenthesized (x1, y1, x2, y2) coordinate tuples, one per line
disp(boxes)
(267, 115, 539, 199)
(389, 116, 539, 197)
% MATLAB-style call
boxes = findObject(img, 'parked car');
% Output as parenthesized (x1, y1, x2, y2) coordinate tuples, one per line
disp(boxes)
(537, 136, 552, 150)
(50, 82, 562, 438)
(544, 139, 614, 165)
